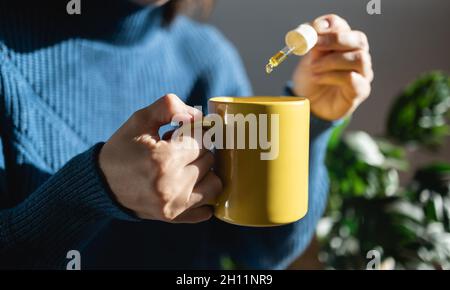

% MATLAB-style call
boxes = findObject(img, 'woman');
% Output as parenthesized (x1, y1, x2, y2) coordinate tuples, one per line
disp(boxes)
(0, 0, 372, 269)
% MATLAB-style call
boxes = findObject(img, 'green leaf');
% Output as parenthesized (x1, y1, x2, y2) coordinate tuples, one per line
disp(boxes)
(386, 71, 450, 148)
(328, 117, 351, 150)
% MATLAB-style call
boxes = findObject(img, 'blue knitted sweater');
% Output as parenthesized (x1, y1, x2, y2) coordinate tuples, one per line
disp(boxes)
(0, 1, 336, 269)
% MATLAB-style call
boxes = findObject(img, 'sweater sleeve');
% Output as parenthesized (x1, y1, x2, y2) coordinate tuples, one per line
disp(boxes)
(0, 143, 136, 269)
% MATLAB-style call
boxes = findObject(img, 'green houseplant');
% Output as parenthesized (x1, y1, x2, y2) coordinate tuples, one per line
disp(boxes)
(319, 71, 450, 270)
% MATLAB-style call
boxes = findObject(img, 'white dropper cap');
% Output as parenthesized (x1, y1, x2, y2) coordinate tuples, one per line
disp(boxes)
(285, 23, 318, 56)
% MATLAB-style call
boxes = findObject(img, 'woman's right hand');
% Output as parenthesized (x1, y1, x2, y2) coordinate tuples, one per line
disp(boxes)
(99, 94, 222, 223)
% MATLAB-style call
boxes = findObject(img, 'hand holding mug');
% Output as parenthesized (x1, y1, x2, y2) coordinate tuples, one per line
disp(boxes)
(99, 94, 222, 223)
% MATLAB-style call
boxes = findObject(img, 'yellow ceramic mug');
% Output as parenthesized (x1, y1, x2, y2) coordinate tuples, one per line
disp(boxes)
(208, 96, 310, 227)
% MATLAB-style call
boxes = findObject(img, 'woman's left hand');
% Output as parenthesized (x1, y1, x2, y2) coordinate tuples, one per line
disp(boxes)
(293, 14, 374, 121)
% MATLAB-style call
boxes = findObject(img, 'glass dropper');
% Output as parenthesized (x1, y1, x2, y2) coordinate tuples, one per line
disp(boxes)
(265, 46, 295, 74)
(265, 23, 318, 74)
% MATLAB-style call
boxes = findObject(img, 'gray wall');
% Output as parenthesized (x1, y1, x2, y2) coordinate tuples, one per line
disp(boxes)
(210, 0, 450, 177)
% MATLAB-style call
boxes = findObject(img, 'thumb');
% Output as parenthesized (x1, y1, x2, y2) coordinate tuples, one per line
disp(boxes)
(140, 94, 202, 138)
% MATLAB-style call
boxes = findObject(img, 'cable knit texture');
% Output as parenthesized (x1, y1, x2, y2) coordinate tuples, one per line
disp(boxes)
(0, 0, 337, 269)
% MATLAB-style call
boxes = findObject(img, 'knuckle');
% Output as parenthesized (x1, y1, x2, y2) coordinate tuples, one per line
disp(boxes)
(130, 109, 146, 125)
(355, 31, 369, 49)
(160, 204, 177, 222)
(364, 79, 372, 94)
(134, 135, 157, 150)
(148, 150, 160, 164)
(153, 179, 173, 204)
(360, 51, 370, 64)
(150, 153, 172, 177)
(347, 72, 359, 84)
(161, 94, 181, 114)
(352, 51, 365, 65)
(157, 161, 172, 177)
(352, 71, 361, 82)
(327, 14, 341, 22)
(357, 52, 374, 81)
(189, 192, 203, 205)
(368, 69, 375, 82)
(367, 53, 373, 66)
(344, 72, 353, 83)
(328, 14, 350, 30)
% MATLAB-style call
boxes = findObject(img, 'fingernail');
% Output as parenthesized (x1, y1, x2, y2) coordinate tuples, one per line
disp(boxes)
(316, 18, 330, 32)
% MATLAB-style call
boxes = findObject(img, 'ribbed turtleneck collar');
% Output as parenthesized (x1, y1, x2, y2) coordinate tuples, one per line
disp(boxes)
(0, 0, 164, 51)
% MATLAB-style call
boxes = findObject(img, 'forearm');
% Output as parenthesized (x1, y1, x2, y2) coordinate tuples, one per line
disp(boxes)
(0, 143, 135, 269)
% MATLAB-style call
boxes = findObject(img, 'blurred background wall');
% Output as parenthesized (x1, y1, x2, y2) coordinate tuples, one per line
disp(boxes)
(209, 0, 450, 180)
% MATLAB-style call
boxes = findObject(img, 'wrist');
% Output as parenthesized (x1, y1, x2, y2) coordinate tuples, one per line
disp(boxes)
(96, 143, 139, 220)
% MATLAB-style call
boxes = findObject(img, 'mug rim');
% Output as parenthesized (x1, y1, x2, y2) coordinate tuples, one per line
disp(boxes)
(209, 96, 307, 105)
